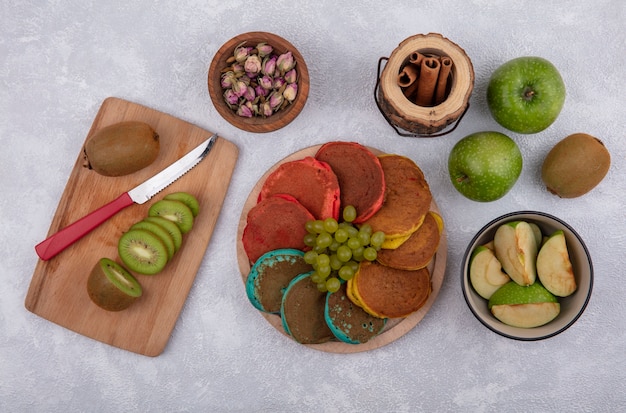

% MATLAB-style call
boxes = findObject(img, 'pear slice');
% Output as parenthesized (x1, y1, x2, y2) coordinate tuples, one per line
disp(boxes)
(469, 246, 510, 299)
(536, 230, 577, 297)
(494, 221, 538, 286)
(488, 281, 560, 328)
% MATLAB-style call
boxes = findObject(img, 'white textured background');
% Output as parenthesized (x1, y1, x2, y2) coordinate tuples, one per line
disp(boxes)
(2, 1, 625, 412)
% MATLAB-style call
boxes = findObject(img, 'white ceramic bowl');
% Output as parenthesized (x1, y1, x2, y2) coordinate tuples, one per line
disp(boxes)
(461, 211, 593, 340)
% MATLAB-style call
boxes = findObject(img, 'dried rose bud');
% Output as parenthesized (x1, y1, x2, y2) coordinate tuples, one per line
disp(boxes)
(237, 103, 254, 118)
(284, 68, 297, 84)
(268, 91, 284, 111)
(232, 80, 248, 97)
(244, 54, 262, 75)
(221, 71, 236, 88)
(234, 44, 252, 63)
(261, 55, 277, 77)
(243, 85, 256, 102)
(256, 42, 273, 58)
(255, 84, 269, 98)
(276, 51, 295, 74)
(223, 89, 239, 107)
(260, 101, 273, 117)
(273, 77, 286, 89)
(258, 75, 273, 90)
(283, 83, 298, 102)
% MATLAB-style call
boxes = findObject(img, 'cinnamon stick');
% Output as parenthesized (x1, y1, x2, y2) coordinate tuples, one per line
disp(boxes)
(409, 51, 425, 67)
(398, 64, 420, 99)
(434, 56, 453, 105)
(415, 57, 440, 106)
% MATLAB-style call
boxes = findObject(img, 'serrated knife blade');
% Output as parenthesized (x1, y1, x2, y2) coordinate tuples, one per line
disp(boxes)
(35, 133, 217, 261)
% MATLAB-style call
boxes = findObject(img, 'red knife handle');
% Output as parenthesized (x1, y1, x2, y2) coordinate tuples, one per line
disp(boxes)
(35, 192, 134, 261)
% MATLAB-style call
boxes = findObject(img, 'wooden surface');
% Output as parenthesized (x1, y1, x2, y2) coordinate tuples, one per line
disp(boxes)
(236, 145, 447, 353)
(25, 97, 239, 357)
(208, 31, 310, 133)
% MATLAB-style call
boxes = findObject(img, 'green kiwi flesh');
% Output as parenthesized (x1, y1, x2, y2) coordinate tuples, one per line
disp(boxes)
(130, 220, 176, 260)
(87, 258, 142, 311)
(118, 229, 169, 275)
(164, 192, 200, 217)
(143, 216, 183, 252)
(148, 199, 194, 234)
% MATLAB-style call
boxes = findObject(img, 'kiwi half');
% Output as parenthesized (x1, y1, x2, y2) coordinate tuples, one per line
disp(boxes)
(148, 199, 194, 234)
(130, 220, 176, 260)
(118, 229, 169, 275)
(87, 258, 142, 311)
(164, 192, 200, 217)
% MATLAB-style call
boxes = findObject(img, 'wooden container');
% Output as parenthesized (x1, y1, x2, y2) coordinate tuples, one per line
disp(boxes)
(376, 33, 474, 137)
(208, 31, 309, 133)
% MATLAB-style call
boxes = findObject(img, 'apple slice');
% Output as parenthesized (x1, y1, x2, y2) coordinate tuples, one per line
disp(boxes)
(536, 230, 577, 297)
(469, 245, 510, 299)
(494, 221, 538, 286)
(488, 281, 560, 328)
(529, 223, 543, 247)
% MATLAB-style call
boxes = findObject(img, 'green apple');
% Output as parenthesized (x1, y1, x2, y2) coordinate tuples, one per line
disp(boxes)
(488, 281, 560, 328)
(448, 131, 523, 202)
(469, 245, 510, 299)
(536, 230, 577, 297)
(493, 221, 538, 286)
(487, 56, 566, 134)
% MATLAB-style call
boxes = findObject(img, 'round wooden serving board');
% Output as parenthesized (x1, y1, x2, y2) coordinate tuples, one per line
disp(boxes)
(236, 144, 447, 353)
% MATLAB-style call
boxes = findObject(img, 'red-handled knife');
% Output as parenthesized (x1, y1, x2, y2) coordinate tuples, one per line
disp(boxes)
(35, 133, 217, 260)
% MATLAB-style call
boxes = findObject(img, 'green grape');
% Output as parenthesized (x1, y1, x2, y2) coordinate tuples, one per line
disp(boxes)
(323, 217, 339, 233)
(352, 246, 365, 262)
(346, 226, 359, 238)
(357, 230, 370, 246)
(347, 260, 359, 273)
(347, 237, 361, 250)
(336, 245, 352, 262)
(370, 231, 385, 248)
(310, 271, 324, 284)
(363, 246, 377, 261)
(303, 250, 318, 264)
(359, 224, 372, 235)
(329, 254, 343, 270)
(317, 265, 331, 278)
(338, 265, 354, 280)
(313, 245, 327, 254)
(334, 228, 349, 243)
(305, 220, 317, 234)
(328, 240, 341, 252)
(342, 205, 357, 223)
(316, 232, 333, 249)
(326, 277, 341, 293)
(303, 233, 317, 247)
(316, 253, 330, 267)
(312, 220, 325, 233)
(317, 282, 328, 292)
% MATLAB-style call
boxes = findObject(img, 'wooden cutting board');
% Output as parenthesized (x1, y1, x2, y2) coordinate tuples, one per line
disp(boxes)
(25, 97, 239, 357)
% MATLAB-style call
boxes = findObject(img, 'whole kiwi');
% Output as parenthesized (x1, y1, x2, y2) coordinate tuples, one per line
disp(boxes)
(84, 121, 160, 177)
(541, 133, 610, 198)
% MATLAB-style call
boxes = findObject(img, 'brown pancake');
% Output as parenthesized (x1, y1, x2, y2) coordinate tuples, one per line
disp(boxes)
(315, 142, 385, 223)
(242, 194, 315, 263)
(376, 211, 442, 270)
(258, 156, 340, 220)
(352, 260, 431, 319)
(363, 154, 432, 239)
(281, 272, 334, 344)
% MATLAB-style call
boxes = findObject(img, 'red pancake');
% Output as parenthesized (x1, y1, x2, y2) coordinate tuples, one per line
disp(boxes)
(258, 156, 340, 220)
(315, 142, 385, 224)
(242, 194, 315, 263)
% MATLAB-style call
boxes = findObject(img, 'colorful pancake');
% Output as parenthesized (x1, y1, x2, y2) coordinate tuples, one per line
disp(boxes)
(246, 249, 312, 313)
(258, 156, 341, 220)
(363, 154, 432, 241)
(281, 272, 334, 344)
(315, 142, 385, 224)
(242, 194, 315, 263)
(376, 211, 443, 270)
(350, 260, 431, 319)
(325, 282, 387, 344)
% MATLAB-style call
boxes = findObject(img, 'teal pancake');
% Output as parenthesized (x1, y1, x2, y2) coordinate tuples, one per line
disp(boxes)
(281, 272, 334, 344)
(246, 249, 311, 313)
(325, 282, 387, 344)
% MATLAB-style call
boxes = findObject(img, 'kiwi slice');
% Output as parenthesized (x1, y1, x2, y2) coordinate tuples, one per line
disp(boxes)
(118, 229, 169, 275)
(130, 220, 176, 261)
(148, 199, 194, 234)
(143, 216, 183, 252)
(164, 192, 200, 217)
(87, 258, 142, 311)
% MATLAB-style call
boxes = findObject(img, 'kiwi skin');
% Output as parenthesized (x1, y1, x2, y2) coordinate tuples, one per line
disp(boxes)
(87, 258, 142, 312)
(541, 133, 611, 198)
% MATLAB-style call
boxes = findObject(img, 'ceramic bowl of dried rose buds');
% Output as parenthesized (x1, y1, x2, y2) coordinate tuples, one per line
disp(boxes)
(208, 31, 309, 133)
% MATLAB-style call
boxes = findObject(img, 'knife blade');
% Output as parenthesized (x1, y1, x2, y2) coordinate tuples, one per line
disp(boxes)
(35, 133, 218, 261)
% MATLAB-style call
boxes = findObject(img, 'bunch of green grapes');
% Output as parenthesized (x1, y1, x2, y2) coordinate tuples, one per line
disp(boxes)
(302, 205, 385, 293)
